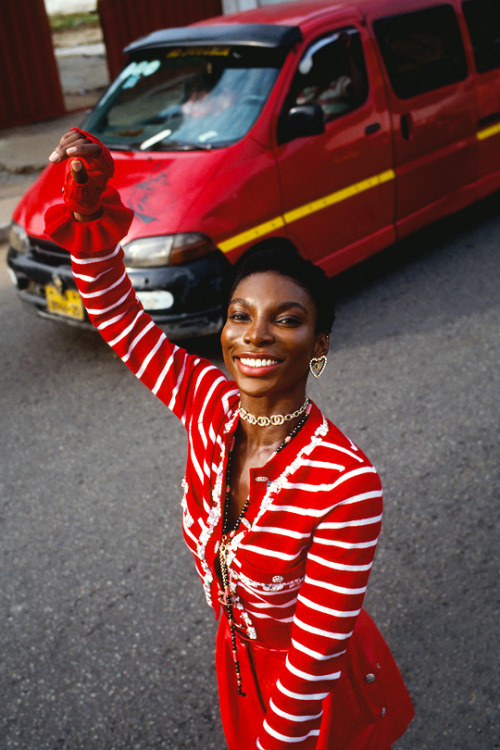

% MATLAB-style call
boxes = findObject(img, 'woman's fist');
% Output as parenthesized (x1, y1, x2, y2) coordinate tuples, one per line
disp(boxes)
(49, 129, 114, 218)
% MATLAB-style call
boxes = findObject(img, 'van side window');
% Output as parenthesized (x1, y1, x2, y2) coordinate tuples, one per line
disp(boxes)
(289, 27, 368, 121)
(463, 0, 500, 73)
(374, 5, 468, 98)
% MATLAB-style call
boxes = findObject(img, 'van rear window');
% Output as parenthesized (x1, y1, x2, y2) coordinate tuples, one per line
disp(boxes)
(463, 0, 500, 73)
(374, 5, 468, 99)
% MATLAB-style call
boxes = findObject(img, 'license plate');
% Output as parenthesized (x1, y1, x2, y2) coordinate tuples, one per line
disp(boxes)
(46, 285, 85, 321)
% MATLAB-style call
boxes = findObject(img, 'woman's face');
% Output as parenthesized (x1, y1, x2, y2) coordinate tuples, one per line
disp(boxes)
(221, 271, 329, 402)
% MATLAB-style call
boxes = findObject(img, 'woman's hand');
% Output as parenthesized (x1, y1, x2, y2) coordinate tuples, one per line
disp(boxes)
(48, 129, 114, 221)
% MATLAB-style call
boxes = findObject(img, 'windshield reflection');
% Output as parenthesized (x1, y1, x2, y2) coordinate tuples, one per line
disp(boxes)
(83, 46, 284, 151)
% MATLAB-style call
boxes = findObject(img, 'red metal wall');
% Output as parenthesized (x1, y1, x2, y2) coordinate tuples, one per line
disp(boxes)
(0, 0, 65, 129)
(98, 0, 224, 80)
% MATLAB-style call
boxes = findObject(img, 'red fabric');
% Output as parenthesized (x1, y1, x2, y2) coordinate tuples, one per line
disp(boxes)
(45, 187, 133, 251)
(63, 128, 114, 215)
(44, 187, 413, 749)
(217, 611, 412, 750)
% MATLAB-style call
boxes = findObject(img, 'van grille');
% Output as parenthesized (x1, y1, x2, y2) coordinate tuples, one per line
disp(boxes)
(31, 238, 70, 266)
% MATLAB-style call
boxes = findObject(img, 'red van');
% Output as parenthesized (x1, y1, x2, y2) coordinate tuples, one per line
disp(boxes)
(7, 0, 500, 337)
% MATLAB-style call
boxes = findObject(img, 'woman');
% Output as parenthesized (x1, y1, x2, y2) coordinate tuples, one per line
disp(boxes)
(46, 129, 413, 749)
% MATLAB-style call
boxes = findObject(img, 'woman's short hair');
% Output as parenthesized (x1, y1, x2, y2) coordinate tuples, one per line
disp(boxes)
(228, 245, 335, 333)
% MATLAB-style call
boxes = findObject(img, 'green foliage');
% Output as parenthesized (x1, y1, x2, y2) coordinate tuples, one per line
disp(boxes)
(49, 12, 100, 33)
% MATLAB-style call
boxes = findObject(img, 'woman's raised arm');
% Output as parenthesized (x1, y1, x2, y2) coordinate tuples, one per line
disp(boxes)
(44, 129, 233, 427)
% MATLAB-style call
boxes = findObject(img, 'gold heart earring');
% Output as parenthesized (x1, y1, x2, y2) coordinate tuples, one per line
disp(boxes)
(309, 355, 327, 379)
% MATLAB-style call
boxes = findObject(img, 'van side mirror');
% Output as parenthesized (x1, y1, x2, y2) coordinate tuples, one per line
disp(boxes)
(279, 103, 325, 143)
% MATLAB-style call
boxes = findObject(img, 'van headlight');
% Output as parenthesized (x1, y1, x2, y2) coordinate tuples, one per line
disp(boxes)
(122, 233, 217, 267)
(9, 222, 30, 254)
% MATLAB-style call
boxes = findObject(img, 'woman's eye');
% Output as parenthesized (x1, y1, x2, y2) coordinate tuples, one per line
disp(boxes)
(229, 312, 249, 322)
(276, 316, 301, 326)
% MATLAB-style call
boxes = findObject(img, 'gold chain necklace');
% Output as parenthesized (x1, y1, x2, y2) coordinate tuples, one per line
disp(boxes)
(237, 396, 310, 427)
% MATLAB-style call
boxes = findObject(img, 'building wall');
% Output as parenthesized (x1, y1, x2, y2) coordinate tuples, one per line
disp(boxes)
(222, 0, 290, 12)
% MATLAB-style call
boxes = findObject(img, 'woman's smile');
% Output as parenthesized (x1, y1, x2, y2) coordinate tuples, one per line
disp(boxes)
(236, 353, 283, 376)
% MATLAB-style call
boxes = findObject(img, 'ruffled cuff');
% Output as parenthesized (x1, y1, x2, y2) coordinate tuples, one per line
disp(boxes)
(44, 186, 134, 255)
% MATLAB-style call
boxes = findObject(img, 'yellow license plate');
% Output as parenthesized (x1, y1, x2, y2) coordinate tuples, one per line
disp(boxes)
(46, 285, 85, 321)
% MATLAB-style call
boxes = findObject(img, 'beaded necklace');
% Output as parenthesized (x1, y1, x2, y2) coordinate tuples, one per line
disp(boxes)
(218, 405, 310, 696)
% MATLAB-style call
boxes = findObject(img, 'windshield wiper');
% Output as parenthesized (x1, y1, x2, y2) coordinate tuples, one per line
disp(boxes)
(105, 143, 134, 151)
(154, 139, 216, 151)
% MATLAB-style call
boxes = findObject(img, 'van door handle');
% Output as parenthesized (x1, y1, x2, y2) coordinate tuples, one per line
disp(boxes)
(365, 122, 381, 135)
(400, 113, 413, 140)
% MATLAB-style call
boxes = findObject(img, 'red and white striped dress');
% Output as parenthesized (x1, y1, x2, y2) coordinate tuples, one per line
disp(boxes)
(45, 189, 413, 750)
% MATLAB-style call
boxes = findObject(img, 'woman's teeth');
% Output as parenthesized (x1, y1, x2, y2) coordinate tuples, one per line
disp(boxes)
(240, 357, 279, 368)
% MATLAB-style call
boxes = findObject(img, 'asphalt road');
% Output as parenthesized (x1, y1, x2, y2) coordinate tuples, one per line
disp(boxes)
(1, 195, 499, 749)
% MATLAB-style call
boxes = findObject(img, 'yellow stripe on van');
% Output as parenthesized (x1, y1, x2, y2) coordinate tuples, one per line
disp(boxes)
(283, 169, 395, 224)
(218, 216, 286, 253)
(476, 122, 500, 141)
(218, 168, 395, 254)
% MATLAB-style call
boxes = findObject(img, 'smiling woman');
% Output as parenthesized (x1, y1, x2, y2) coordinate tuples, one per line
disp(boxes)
(44, 128, 413, 749)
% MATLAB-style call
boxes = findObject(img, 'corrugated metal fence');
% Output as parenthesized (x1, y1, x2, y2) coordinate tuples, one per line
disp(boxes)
(0, 0, 65, 128)
(98, 0, 224, 80)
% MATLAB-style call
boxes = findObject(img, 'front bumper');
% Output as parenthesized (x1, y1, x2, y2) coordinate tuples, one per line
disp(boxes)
(7, 238, 229, 339)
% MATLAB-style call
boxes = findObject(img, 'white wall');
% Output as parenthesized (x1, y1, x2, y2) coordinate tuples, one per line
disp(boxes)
(44, 0, 96, 14)
(222, 0, 291, 12)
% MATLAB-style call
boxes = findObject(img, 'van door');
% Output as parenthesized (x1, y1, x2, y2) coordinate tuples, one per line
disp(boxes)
(462, 0, 500, 197)
(274, 21, 395, 276)
(372, 3, 478, 238)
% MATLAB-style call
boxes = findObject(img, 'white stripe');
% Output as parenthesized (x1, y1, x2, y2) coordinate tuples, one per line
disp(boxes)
(277, 679, 329, 701)
(183, 523, 198, 547)
(152, 347, 178, 395)
(304, 574, 367, 595)
(321, 441, 363, 463)
(297, 593, 361, 617)
(136, 332, 166, 379)
(238, 544, 304, 561)
(222, 387, 239, 413)
(79, 269, 127, 299)
(108, 309, 145, 347)
(122, 319, 155, 363)
(269, 698, 323, 722)
(250, 610, 294, 622)
(312, 537, 378, 549)
(299, 458, 345, 471)
(167, 353, 188, 411)
(317, 513, 383, 530)
(286, 656, 341, 682)
(248, 598, 297, 610)
(253, 526, 310, 540)
(73, 268, 109, 282)
(71, 244, 120, 264)
(291, 638, 346, 661)
(281, 467, 377, 494)
(97, 310, 127, 330)
(263, 720, 320, 743)
(188, 433, 204, 484)
(86, 287, 131, 315)
(336, 489, 383, 508)
(267, 504, 326, 518)
(294, 616, 353, 640)
(197, 375, 227, 447)
(308, 552, 373, 572)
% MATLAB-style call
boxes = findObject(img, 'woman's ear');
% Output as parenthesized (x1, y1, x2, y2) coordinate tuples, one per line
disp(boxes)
(313, 331, 330, 358)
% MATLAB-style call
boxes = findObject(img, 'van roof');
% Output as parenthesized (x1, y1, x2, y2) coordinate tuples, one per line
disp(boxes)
(125, 23, 303, 54)
(125, 0, 368, 55)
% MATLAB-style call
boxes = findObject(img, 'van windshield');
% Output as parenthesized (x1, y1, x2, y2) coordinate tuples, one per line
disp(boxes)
(83, 45, 286, 151)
